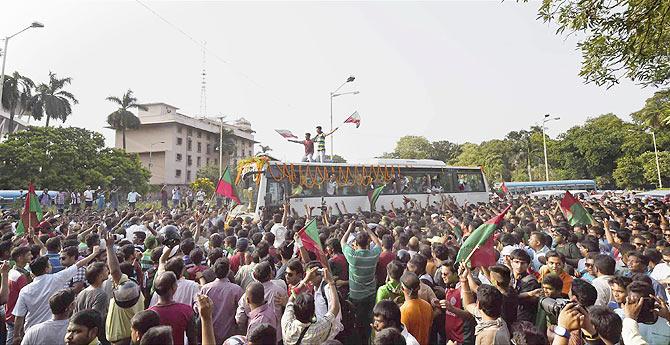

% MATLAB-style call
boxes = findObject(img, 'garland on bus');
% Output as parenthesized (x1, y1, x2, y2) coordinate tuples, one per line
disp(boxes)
(235, 156, 269, 186)
(264, 163, 403, 188)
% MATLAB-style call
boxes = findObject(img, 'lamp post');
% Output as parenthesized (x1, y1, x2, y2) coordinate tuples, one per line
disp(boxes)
(0, 22, 44, 110)
(148, 141, 165, 171)
(541, 114, 560, 181)
(330, 76, 355, 161)
(629, 128, 663, 188)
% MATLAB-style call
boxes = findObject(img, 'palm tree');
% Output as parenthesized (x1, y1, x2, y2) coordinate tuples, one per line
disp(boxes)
(1, 71, 34, 133)
(31, 72, 78, 127)
(259, 145, 272, 153)
(106, 89, 147, 150)
(632, 89, 670, 129)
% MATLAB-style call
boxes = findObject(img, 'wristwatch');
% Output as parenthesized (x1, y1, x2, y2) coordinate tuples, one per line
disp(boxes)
(553, 326, 570, 338)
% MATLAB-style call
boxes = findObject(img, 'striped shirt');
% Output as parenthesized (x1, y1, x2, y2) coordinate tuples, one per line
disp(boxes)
(343, 245, 381, 300)
(314, 133, 326, 152)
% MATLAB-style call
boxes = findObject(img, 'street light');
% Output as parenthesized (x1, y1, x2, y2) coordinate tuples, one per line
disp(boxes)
(330, 76, 356, 161)
(0, 22, 44, 112)
(541, 114, 560, 181)
(628, 128, 663, 188)
(148, 141, 165, 172)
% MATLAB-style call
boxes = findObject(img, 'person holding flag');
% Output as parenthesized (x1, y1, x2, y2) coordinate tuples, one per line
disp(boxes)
(16, 183, 43, 236)
(286, 133, 315, 162)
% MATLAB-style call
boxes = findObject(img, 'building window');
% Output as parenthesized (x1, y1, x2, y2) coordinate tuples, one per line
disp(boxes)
(214, 159, 218, 166)
(207, 134, 211, 141)
(187, 138, 192, 151)
(187, 128, 193, 136)
(187, 170, 191, 181)
(197, 156, 201, 167)
(176, 169, 182, 177)
(176, 153, 182, 161)
(177, 126, 182, 134)
(187, 155, 192, 166)
(197, 142, 202, 153)
(177, 138, 183, 145)
(206, 144, 211, 154)
(206, 158, 210, 164)
(197, 131, 202, 138)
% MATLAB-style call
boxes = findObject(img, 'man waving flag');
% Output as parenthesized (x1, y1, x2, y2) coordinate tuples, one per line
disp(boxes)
(559, 190, 595, 226)
(456, 205, 511, 268)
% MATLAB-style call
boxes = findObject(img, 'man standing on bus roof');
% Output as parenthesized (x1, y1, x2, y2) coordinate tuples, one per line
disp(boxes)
(288, 133, 315, 162)
(314, 125, 338, 163)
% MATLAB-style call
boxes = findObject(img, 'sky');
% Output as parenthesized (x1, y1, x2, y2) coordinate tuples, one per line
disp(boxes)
(1, 0, 658, 163)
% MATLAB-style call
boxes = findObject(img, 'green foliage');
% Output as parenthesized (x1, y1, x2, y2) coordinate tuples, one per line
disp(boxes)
(641, 151, 670, 188)
(384, 136, 462, 163)
(531, 0, 670, 87)
(613, 156, 646, 189)
(30, 72, 78, 127)
(191, 177, 215, 194)
(330, 154, 347, 163)
(0, 126, 149, 192)
(197, 164, 220, 182)
(631, 89, 670, 129)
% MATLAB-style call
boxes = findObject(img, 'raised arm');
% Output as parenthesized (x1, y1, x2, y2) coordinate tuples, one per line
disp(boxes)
(0, 261, 11, 305)
(104, 232, 121, 284)
(323, 268, 340, 317)
(340, 221, 354, 249)
(364, 222, 381, 248)
(197, 294, 216, 345)
(459, 263, 477, 315)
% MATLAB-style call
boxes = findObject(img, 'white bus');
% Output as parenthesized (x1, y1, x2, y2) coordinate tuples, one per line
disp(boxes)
(234, 158, 489, 216)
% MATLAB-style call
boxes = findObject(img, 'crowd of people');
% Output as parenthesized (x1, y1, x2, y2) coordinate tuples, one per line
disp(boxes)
(0, 190, 669, 345)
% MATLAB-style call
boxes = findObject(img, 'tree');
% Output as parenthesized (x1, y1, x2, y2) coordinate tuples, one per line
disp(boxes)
(197, 164, 220, 182)
(529, 0, 670, 87)
(613, 156, 646, 189)
(330, 154, 347, 163)
(258, 145, 272, 153)
(387, 136, 434, 159)
(1, 71, 34, 134)
(0, 126, 149, 192)
(30, 72, 78, 127)
(106, 90, 148, 150)
(430, 140, 462, 163)
(630, 89, 670, 129)
(191, 177, 215, 194)
(641, 151, 670, 188)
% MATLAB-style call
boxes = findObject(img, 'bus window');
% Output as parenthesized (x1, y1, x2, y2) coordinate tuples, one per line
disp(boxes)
(456, 171, 485, 192)
(440, 171, 455, 193)
(240, 173, 260, 210)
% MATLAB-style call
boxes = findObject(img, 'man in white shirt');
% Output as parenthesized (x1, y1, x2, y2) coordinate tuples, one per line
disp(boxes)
(127, 190, 141, 209)
(371, 300, 420, 345)
(149, 258, 198, 307)
(125, 217, 151, 240)
(270, 215, 287, 249)
(20, 288, 74, 345)
(83, 189, 94, 209)
(528, 232, 549, 271)
(13, 247, 101, 345)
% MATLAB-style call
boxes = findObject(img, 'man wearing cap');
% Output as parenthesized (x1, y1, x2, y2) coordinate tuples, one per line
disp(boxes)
(103, 232, 145, 345)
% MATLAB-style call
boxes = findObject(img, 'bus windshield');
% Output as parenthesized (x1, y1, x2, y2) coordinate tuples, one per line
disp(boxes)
(238, 172, 260, 210)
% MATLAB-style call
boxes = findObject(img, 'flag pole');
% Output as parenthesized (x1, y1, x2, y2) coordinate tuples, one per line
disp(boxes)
(463, 244, 480, 264)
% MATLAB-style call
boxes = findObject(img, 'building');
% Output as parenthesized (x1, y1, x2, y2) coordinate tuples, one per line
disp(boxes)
(0, 109, 28, 141)
(114, 102, 257, 185)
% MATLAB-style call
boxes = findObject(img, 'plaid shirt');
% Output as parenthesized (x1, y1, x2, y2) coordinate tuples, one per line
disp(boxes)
(280, 300, 335, 344)
(64, 266, 87, 289)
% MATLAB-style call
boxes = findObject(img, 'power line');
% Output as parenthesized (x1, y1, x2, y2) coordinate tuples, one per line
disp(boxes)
(134, 0, 294, 111)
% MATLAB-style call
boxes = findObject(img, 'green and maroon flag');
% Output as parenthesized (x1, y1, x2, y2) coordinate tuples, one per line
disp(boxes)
(456, 205, 511, 268)
(368, 185, 384, 211)
(560, 191, 594, 226)
(297, 219, 325, 263)
(215, 166, 241, 204)
(16, 183, 43, 236)
(495, 181, 509, 197)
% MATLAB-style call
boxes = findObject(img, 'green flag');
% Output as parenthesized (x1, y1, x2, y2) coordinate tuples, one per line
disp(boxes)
(16, 183, 43, 235)
(368, 185, 384, 211)
(456, 205, 511, 268)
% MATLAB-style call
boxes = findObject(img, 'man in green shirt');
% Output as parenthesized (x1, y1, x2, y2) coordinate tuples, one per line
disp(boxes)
(341, 220, 381, 344)
(376, 260, 404, 305)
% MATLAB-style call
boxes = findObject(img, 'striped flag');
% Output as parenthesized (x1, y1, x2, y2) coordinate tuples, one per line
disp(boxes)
(560, 191, 594, 226)
(343, 111, 361, 128)
(275, 129, 298, 139)
(215, 166, 241, 204)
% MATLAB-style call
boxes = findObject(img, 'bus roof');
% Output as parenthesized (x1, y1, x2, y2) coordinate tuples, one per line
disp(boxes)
(504, 180, 596, 187)
(268, 159, 482, 170)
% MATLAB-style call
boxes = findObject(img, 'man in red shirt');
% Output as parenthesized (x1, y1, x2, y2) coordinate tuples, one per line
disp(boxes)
(229, 238, 249, 274)
(288, 133, 315, 162)
(148, 272, 196, 345)
(376, 235, 396, 288)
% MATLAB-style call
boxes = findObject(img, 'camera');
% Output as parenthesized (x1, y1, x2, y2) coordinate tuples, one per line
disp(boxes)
(539, 297, 570, 324)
